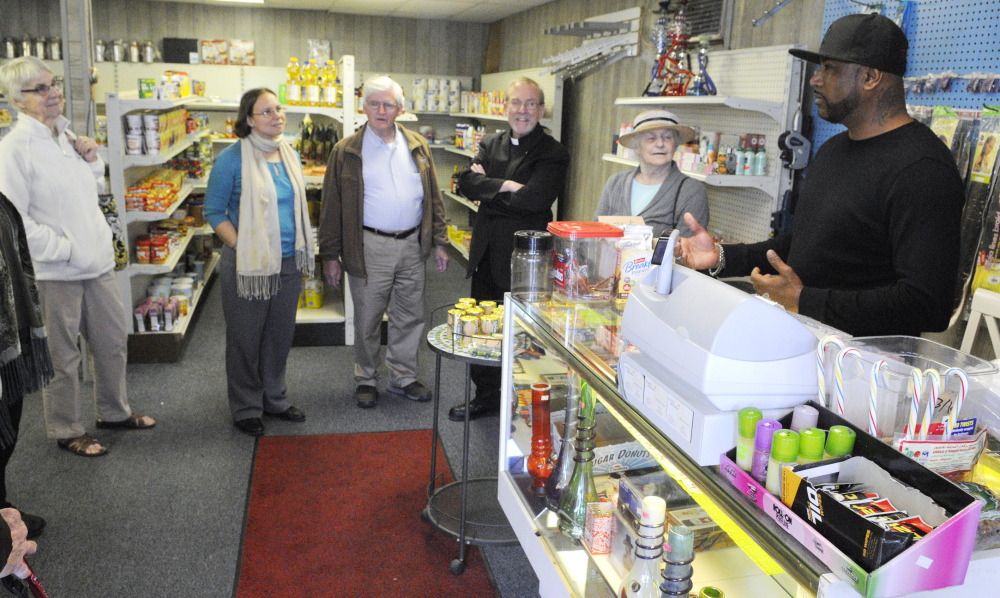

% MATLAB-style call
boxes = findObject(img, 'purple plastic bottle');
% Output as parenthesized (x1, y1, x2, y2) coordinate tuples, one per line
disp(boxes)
(750, 419, 782, 484)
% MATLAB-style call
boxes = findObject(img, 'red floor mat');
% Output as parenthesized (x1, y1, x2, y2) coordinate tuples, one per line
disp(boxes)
(236, 429, 497, 598)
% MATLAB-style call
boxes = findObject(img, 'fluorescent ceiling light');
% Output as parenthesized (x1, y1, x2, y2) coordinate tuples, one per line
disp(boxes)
(214, 0, 265, 4)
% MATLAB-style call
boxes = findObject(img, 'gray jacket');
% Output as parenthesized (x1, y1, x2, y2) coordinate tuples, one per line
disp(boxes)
(594, 165, 709, 238)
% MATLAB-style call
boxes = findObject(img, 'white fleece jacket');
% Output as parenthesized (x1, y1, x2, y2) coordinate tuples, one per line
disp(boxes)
(0, 113, 114, 281)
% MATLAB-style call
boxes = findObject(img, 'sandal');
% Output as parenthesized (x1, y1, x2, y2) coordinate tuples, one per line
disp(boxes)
(57, 434, 109, 457)
(96, 413, 156, 430)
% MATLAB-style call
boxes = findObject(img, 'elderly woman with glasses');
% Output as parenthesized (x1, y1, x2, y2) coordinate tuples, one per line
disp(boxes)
(205, 87, 313, 437)
(595, 110, 709, 239)
(0, 56, 155, 459)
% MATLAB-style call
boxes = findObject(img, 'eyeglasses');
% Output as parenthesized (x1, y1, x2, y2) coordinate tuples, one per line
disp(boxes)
(20, 76, 63, 95)
(365, 100, 399, 112)
(507, 100, 541, 110)
(252, 106, 285, 118)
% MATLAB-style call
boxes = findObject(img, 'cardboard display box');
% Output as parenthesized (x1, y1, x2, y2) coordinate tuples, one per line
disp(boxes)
(718, 401, 980, 598)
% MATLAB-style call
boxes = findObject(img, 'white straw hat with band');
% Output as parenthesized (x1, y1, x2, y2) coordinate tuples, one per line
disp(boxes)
(618, 110, 696, 149)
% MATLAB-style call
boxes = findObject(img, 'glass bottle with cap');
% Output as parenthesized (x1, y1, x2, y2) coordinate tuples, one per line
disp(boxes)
(824, 425, 857, 460)
(511, 230, 553, 302)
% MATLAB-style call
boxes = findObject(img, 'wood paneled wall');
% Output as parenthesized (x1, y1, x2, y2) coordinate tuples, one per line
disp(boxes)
(1, 0, 486, 77)
(88, 0, 487, 76)
(492, 0, 826, 222)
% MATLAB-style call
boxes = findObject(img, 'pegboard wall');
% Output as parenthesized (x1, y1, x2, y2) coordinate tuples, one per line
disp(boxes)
(813, 0, 1000, 150)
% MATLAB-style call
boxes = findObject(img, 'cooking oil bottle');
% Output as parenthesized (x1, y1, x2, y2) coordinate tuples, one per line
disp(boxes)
(286, 57, 301, 106)
(321, 60, 338, 108)
(304, 59, 321, 107)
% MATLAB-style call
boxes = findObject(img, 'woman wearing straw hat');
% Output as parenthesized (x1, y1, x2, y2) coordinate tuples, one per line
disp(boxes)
(595, 110, 708, 238)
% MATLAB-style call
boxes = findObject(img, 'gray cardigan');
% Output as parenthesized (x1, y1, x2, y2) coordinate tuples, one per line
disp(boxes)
(594, 165, 709, 238)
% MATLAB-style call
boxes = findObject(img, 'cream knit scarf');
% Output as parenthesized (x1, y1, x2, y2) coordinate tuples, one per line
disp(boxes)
(237, 131, 314, 299)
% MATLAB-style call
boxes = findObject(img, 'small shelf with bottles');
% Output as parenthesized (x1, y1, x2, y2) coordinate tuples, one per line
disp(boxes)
(600, 153, 778, 195)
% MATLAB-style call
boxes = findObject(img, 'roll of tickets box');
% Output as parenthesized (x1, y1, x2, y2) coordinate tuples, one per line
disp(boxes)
(943, 367, 969, 439)
(816, 335, 845, 408)
(834, 347, 861, 416)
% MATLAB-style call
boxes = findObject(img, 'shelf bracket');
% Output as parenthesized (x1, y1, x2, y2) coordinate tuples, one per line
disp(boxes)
(541, 7, 641, 80)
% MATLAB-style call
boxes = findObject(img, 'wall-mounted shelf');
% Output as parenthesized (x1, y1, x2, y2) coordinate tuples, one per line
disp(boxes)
(449, 238, 469, 260)
(443, 146, 476, 158)
(129, 229, 195, 276)
(127, 183, 196, 222)
(614, 95, 785, 124)
(600, 154, 778, 196)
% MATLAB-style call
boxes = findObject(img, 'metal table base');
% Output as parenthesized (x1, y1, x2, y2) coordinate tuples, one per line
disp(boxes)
(425, 327, 518, 575)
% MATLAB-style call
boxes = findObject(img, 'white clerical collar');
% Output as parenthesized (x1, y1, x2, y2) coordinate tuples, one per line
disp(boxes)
(510, 137, 519, 146)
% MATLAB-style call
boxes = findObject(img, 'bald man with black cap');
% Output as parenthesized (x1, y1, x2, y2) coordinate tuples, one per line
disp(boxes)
(677, 13, 963, 337)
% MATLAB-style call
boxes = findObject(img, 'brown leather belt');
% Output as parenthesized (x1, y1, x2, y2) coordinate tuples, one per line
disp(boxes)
(363, 225, 418, 240)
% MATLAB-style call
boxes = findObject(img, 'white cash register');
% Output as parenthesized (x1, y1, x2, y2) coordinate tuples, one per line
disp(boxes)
(618, 242, 820, 465)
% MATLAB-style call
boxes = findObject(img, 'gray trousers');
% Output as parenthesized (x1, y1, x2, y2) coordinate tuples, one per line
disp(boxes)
(38, 271, 131, 439)
(219, 245, 302, 421)
(347, 230, 425, 389)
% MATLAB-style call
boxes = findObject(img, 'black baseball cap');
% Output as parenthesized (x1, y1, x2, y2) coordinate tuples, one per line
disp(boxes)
(789, 13, 908, 77)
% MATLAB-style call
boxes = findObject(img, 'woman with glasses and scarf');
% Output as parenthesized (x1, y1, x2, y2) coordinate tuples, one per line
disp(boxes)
(205, 87, 313, 437)
(0, 56, 154, 460)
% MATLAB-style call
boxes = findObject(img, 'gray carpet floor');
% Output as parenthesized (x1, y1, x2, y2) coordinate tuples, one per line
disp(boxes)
(7, 252, 542, 598)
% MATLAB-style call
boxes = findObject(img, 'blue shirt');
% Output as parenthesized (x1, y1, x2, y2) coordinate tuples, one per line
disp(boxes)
(630, 179, 659, 217)
(360, 125, 423, 231)
(205, 141, 298, 257)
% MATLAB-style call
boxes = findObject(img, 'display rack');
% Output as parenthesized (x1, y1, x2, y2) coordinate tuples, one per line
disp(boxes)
(103, 56, 366, 351)
(605, 45, 806, 244)
(498, 297, 814, 598)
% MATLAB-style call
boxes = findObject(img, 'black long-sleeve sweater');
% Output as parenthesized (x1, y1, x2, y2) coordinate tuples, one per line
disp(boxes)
(724, 121, 964, 336)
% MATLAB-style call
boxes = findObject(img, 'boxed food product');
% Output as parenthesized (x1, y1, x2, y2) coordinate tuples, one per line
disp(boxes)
(200, 40, 228, 65)
(551, 410, 657, 475)
(228, 40, 255, 66)
(719, 401, 981, 597)
(616, 467, 695, 529)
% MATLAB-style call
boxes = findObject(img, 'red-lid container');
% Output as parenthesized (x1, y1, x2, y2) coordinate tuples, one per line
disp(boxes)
(547, 221, 623, 303)
(547, 221, 624, 239)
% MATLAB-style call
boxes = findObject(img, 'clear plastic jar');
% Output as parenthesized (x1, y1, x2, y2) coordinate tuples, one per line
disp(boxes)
(511, 230, 552, 302)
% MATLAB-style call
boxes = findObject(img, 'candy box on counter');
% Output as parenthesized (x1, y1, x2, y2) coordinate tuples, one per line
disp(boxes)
(719, 401, 981, 598)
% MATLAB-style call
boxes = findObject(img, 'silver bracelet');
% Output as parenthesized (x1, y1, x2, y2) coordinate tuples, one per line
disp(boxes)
(708, 243, 725, 277)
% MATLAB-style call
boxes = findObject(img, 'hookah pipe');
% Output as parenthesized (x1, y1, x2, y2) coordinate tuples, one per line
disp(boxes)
(658, 0, 695, 96)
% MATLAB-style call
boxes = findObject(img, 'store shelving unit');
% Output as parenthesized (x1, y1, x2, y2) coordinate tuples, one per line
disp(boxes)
(104, 91, 219, 362)
(605, 46, 806, 244)
(103, 55, 368, 350)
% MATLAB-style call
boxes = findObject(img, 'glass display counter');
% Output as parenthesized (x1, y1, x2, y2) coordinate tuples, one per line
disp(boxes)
(497, 296, 828, 598)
